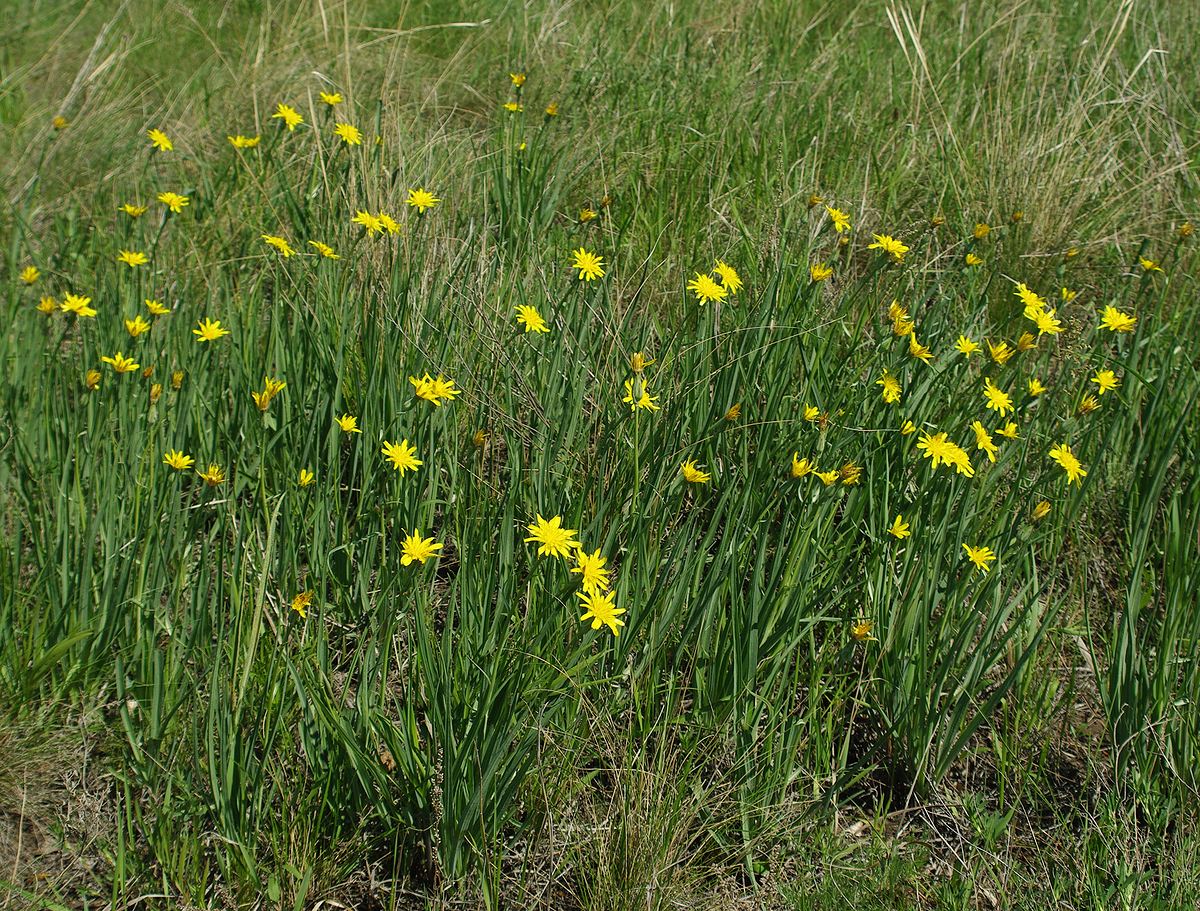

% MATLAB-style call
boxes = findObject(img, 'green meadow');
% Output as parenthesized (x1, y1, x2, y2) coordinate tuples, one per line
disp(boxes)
(2, 0, 1199, 907)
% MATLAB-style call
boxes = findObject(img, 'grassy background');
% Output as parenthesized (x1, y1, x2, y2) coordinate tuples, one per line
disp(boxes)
(2, 0, 1199, 908)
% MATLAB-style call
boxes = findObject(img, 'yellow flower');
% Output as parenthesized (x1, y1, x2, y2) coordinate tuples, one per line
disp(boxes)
(986, 339, 1014, 365)
(19, 265, 39, 284)
(524, 514, 579, 559)
(971, 420, 999, 463)
(1078, 394, 1100, 415)
(1016, 331, 1038, 352)
(983, 377, 1013, 416)
(973, 223, 990, 240)
(272, 103, 303, 130)
(807, 194, 825, 208)
(579, 207, 598, 223)
(472, 429, 488, 448)
(571, 548, 611, 595)
(171, 370, 184, 389)
(877, 370, 901, 404)
(298, 468, 315, 487)
(809, 262, 833, 282)
(336, 414, 362, 433)
(1065, 247, 1079, 259)
(406, 188, 440, 214)
(713, 260, 743, 294)
(37, 296, 57, 314)
(1179, 221, 1194, 239)
(1011, 210, 1024, 223)
(955, 335, 981, 357)
(622, 378, 660, 411)
(931, 213, 946, 227)
(85, 369, 101, 390)
(193, 318, 230, 342)
(630, 351, 653, 373)
(352, 210, 383, 234)
(52, 115, 68, 130)
(409, 373, 461, 406)
(157, 192, 189, 213)
(1014, 281, 1048, 316)
(908, 332, 933, 364)
(197, 463, 226, 486)
(687, 271, 729, 304)
(814, 469, 839, 486)
(227, 134, 261, 149)
(825, 206, 851, 234)
(319, 91, 343, 106)
(851, 620, 877, 642)
(117, 250, 148, 268)
(378, 213, 401, 235)
(965, 253, 983, 266)
(887, 515, 911, 539)
(251, 376, 286, 411)
(146, 128, 173, 152)
(61, 293, 96, 318)
(803, 404, 820, 423)
(510, 72, 526, 87)
(308, 240, 339, 259)
(163, 449, 194, 470)
(1061, 287, 1078, 302)
(839, 462, 862, 485)
(680, 459, 711, 484)
(724, 403, 741, 421)
(120, 203, 147, 217)
(290, 591, 313, 619)
(381, 439, 422, 475)
(570, 247, 605, 281)
(1138, 257, 1163, 273)
(124, 314, 151, 338)
(900, 420, 916, 435)
(503, 101, 523, 113)
(791, 453, 813, 479)
(868, 233, 909, 262)
(1098, 305, 1137, 333)
(889, 300, 913, 336)
(1032, 308, 1063, 336)
(916, 432, 975, 477)
(146, 299, 171, 316)
(1031, 500, 1051, 522)
(515, 304, 550, 333)
(101, 352, 140, 374)
(544, 102, 559, 117)
(1091, 369, 1120, 395)
(1027, 377, 1046, 397)
(262, 234, 295, 257)
(962, 543, 997, 573)
(333, 122, 362, 145)
(996, 421, 1019, 440)
(577, 589, 625, 637)
(149, 385, 164, 405)
(401, 530, 444, 566)
(1048, 442, 1087, 485)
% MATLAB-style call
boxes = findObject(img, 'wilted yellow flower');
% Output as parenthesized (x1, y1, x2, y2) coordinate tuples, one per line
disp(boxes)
(1061, 287, 1078, 302)
(1048, 442, 1087, 484)
(1179, 221, 1194, 239)
(1031, 500, 1051, 522)
(290, 591, 313, 619)
(1015, 332, 1037, 353)
(515, 304, 549, 333)
(157, 192, 189, 213)
(251, 376, 286, 411)
(839, 462, 862, 485)
(1078, 394, 1100, 415)
(101, 352, 140, 374)
(333, 122, 362, 145)
(681, 459, 711, 484)
(544, 101, 559, 116)
(570, 247, 605, 281)
(525, 514, 579, 559)
(171, 370, 184, 389)
(851, 620, 877, 642)
(52, 115, 68, 130)
(1011, 210, 1024, 223)
(85, 369, 101, 390)
(931, 213, 946, 227)
(987, 339, 1015, 365)
(807, 194, 825, 208)
(868, 233, 909, 263)
(37, 296, 57, 314)
(630, 351, 652, 373)
(809, 262, 833, 282)
(272, 103, 303, 130)
(146, 128, 173, 152)
(472, 429, 489, 448)
(724, 403, 741, 422)
(406, 188, 440, 214)
(962, 543, 997, 573)
(381, 439, 422, 474)
(163, 449, 194, 470)
(900, 420, 916, 435)
(401, 530, 444, 566)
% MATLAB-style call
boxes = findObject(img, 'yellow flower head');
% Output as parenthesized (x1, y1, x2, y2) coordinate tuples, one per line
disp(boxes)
(125, 314, 151, 338)
(272, 103, 304, 130)
(973, 223, 990, 240)
(147, 128, 173, 152)
(290, 591, 313, 619)
(401, 530, 444, 566)
(916, 432, 975, 477)
(157, 192, 189, 213)
(333, 122, 362, 146)
(1138, 257, 1163, 273)
(515, 304, 550, 333)
(145, 299, 171, 316)
(1031, 500, 1051, 522)
(839, 461, 863, 485)
(577, 589, 625, 637)
(622, 378, 660, 411)
(579, 207, 598, 223)
(352, 210, 383, 234)
(117, 250, 148, 268)
(571, 548, 612, 595)
(335, 414, 362, 433)
(298, 468, 315, 487)
(319, 91, 343, 106)
(262, 234, 295, 257)
(101, 352, 140, 374)
(1027, 377, 1047, 397)
(724, 402, 741, 422)
(962, 543, 997, 573)
(825, 206, 851, 234)
(1048, 443, 1087, 484)
(1098, 305, 1137, 333)
(983, 377, 1013, 416)
(809, 262, 833, 282)
(163, 449, 194, 470)
(996, 421, 1019, 440)
(510, 72, 527, 87)
(381, 439, 422, 475)
(877, 370, 901, 404)
(570, 247, 605, 281)
(986, 339, 1015, 365)
(955, 335, 981, 357)
(1091, 369, 1120, 396)
(713, 260, 743, 294)
(406, 188, 440, 214)
(524, 514, 579, 559)
(887, 515, 911, 539)
(409, 373, 461, 406)
(61, 293, 96, 318)
(197, 463, 227, 486)
(309, 240, 339, 259)
(971, 421, 998, 463)
(227, 134, 261, 149)
(37, 296, 57, 314)
(85, 369, 101, 390)
(120, 203, 148, 217)
(193, 318, 230, 342)
(1078, 394, 1100, 415)
(851, 620, 877, 642)
(868, 233, 909, 263)
(544, 102, 559, 117)
(908, 332, 933, 364)
(687, 272, 728, 304)
(20, 265, 39, 284)
(680, 459, 711, 484)
(965, 253, 983, 266)
(791, 453, 813, 479)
